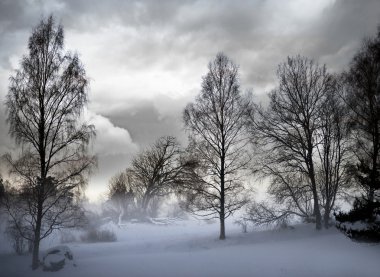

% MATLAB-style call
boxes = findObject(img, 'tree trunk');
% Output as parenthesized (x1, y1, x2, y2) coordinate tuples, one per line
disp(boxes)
(368, 187, 375, 221)
(308, 157, 322, 230)
(32, 201, 43, 269)
(219, 161, 226, 240)
(33, 87, 46, 269)
(370, 132, 378, 204)
(323, 207, 330, 229)
(220, 153, 226, 240)
(219, 214, 225, 240)
(141, 194, 150, 218)
(118, 202, 125, 226)
(311, 185, 322, 230)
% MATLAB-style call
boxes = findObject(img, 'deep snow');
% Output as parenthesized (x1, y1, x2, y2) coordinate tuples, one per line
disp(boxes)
(0, 218, 379, 277)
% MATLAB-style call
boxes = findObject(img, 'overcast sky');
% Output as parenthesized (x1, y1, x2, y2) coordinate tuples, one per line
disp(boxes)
(0, 0, 379, 201)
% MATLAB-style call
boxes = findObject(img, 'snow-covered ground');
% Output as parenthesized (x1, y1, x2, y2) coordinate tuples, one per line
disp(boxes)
(1, 218, 380, 277)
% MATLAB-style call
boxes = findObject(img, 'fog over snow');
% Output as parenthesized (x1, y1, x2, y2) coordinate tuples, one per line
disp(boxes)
(1, 219, 380, 277)
(0, 0, 379, 199)
(1, 1, 380, 277)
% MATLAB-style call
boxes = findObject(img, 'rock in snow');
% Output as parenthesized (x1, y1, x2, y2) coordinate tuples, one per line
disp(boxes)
(42, 245, 75, 271)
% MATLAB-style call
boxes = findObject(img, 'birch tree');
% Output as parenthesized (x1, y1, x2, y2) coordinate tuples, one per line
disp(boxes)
(5, 16, 95, 269)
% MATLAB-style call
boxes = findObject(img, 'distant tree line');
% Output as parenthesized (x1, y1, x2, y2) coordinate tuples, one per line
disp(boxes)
(107, 27, 380, 241)
(104, 136, 196, 222)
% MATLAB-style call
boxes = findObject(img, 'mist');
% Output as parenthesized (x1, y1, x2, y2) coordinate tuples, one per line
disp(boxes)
(1, 1, 380, 276)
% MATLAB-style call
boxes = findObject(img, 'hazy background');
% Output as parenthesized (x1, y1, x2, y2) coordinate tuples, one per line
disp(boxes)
(0, 0, 379, 200)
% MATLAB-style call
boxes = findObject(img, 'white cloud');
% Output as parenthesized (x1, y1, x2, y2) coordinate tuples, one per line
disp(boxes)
(84, 110, 138, 156)
(83, 110, 139, 201)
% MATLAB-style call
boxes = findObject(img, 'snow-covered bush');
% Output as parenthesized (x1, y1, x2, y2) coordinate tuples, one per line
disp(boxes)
(335, 197, 380, 242)
(42, 245, 75, 271)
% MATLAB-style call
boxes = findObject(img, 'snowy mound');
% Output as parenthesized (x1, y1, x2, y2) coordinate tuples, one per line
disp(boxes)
(42, 245, 75, 272)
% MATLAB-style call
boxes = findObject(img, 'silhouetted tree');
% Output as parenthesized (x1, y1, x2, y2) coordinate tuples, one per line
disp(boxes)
(129, 136, 185, 217)
(344, 28, 380, 204)
(107, 171, 136, 224)
(335, 27, 380, 242)
(251, 56, 336, 230)
(316, 83, 351, 228)
(183, 53, 253, 239)
(5, 16, 95, 269)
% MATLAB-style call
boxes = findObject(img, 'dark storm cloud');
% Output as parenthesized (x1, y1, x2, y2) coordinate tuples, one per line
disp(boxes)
(0, 0, 36, 32)
(102, 98, 188, 147)
(61, 0, 379, 90)
(308, 0, 380, 71)
(2, 0, 379, 90)
(0, 0, 379, 198)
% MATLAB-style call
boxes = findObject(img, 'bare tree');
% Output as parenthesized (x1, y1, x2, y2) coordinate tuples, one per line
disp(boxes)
(183, 53, 253, 239)
(252, 56, 335, 230)
(129, 136, 185, 217)
(244, 201, 303, 227)
(316, 83, 351, 228)
(4, 16, 95, 269)
(107, 171, 136, 224)
(343, 28, 380, 204)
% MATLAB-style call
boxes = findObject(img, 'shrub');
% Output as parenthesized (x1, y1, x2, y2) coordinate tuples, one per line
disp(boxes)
(60, 230, 77, 244)
(5, 222, 32, 255)
(80, 228, 117, 243)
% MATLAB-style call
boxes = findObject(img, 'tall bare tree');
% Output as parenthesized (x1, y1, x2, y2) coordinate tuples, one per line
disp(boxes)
(316, 80, 351, 228)
(343, 28, 380, 204)
(252, 56, 335, 230)
(183, 53, 253, 239)
(334, 29, 380, 241)
(5, 16, 95, 269)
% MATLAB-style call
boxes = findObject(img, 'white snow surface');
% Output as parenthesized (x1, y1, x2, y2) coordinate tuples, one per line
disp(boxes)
(0, 218, 380, 277)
